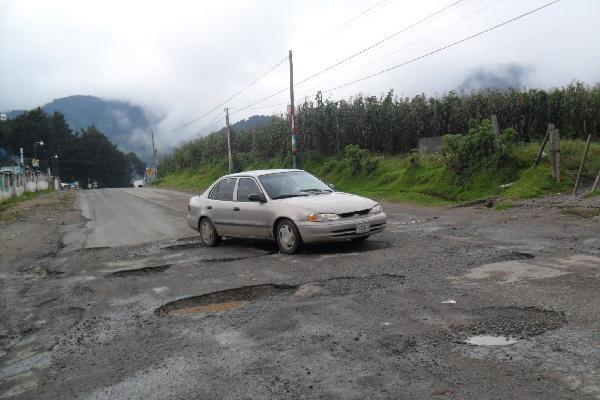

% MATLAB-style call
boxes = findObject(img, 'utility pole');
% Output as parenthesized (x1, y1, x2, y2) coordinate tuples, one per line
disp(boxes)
(289, 50, 298, 169)
(225, 108, 233, 173)
(151, 131, 157, 179)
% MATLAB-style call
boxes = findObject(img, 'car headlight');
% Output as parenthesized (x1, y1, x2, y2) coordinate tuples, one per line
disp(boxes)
(307, 213, 340, 222)
(369, 204, 382, 214)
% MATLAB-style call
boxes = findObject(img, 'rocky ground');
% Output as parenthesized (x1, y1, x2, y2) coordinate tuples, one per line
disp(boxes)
(1, 188, 599, 399)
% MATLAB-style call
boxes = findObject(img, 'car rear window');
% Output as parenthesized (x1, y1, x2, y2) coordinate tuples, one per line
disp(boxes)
(214, 178, 236, 201)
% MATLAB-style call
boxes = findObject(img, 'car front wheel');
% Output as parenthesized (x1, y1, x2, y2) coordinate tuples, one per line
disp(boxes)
(199, 217, 221, 247)
(276, 219, 302, 254)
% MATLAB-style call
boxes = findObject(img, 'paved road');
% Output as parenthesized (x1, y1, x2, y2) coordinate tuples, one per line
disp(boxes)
(73, 188, 195, 248)
(2, 188, 600, 400)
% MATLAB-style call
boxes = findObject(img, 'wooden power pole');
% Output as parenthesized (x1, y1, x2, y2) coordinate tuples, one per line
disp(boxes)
(289, 50, 298, 169)
(151, 131, 157, 179)
(225, 108, 233, 173)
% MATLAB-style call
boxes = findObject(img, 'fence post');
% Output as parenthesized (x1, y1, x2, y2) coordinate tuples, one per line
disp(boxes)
(573, 134, 592, 195)
(491, 115, 500, 139)
(591, 169, 600, 193)
(554, 129, 560, 182)
(534, 124, 552, 168)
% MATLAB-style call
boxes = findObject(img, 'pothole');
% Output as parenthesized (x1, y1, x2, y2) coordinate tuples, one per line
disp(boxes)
(169, 301, 243, 316)
(306, 240, 393, 254)
(453, 306, 566, 341)
(465, 335, 519, 346)
(155, 283, 298, 316)
(161, 242, 202, 251)
(507, 251, 535, 260)
(108, 264, 171, 277)
(156, 274, 405, 316)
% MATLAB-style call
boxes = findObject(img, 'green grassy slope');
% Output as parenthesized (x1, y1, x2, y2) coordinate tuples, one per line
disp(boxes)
(154, 140, 599, 206)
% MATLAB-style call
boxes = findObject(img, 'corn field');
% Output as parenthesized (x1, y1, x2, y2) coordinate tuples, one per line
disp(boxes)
(159, 81, 600, 173)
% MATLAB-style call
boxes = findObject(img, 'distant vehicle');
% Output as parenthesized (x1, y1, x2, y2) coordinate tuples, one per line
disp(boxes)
(133, 179, 144, 188)
(187, 169, 386, 254)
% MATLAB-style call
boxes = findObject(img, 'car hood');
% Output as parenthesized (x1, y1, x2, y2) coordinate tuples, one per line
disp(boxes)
(275, 192, 377, 213)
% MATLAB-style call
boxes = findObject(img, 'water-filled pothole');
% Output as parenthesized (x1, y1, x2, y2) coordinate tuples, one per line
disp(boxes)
(155, 283, 298, 316)
(109, 264, 171, 277)
(453, 306, 566, 341)
(465, 335, 519, 346)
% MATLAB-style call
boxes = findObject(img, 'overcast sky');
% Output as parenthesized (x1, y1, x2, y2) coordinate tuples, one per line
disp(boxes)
(1, 0, 599, 150)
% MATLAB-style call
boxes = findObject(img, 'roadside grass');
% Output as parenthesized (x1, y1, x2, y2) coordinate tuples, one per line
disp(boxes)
(584, 190, 600, 198)
(154, 139, 600, 207)
(561, 207, 600, 218)
(0, 189, 70, 223)
(492, 201, 518, 211)
(0, 189, 51, 212)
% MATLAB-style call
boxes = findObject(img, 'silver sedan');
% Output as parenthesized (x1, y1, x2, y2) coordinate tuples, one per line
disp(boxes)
(187, 169, 386, 254)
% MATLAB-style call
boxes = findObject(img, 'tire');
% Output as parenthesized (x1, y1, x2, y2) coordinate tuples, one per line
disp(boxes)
(276, 219, 302, 254)
(351, 235, 370, 242)
(199, 217, 222, 247)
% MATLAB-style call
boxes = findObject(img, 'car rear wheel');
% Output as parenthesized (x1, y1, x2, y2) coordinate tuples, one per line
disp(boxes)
(199, 217, 221, 247)
(276, 219, 302, 254)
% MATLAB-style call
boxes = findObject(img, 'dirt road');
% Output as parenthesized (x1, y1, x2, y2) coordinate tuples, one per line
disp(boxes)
(1, 188, 599, 399)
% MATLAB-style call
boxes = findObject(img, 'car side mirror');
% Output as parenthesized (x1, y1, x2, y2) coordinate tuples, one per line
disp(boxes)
(328, 183, 335, 190)
(248, 193, 266, 203)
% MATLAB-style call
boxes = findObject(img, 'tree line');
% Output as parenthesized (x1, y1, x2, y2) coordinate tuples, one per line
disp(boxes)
(0, 108, 146, 187)
(158, 81, 600, 173)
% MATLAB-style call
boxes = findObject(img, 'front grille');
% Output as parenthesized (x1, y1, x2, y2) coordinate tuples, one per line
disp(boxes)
(330, 223, 386, 238)
(338, 209, 370, 218)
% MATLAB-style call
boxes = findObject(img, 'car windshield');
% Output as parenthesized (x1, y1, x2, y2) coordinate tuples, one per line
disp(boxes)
(258, 171, 333, 199)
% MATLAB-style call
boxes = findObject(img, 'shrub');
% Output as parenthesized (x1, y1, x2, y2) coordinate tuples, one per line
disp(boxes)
(344, 144, 369, 175)
(363, 157, 379, 175)
(442, 119, 498, 178)
(407, 150, 420, 167)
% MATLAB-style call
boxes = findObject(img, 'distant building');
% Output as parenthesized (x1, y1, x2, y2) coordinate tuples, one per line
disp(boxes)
(0, 114, 6, 121)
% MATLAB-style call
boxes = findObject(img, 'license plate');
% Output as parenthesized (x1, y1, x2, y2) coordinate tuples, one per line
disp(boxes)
(356, 223, 370, 234)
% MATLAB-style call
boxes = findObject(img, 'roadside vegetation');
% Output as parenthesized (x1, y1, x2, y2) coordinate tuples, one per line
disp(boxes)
(156, 82, 600, 206)
(0, 190, 75, 223)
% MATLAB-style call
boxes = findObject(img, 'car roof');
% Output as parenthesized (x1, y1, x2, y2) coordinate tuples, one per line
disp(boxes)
(223, 169, 304, 178)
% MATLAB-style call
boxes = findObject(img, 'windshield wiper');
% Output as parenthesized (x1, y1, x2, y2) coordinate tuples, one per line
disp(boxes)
(300, 188, 332, 193)
(271, 194, 309, 200)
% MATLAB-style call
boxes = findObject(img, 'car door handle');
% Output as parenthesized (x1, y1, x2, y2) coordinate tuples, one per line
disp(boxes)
(233, 207, 240, 211)
(207, 205, 212, 209)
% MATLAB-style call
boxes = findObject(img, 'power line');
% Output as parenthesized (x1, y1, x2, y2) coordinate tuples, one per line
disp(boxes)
(330, 0, 393, 33)
(157, 56, 287, 136)
(295, 0, 468, 88)
(340, 0, 505, 80)
(230, 0, 469, 114)
(321, 0, 562, 94)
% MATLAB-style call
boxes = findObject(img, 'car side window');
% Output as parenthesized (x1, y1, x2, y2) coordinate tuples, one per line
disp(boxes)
(208, 182, 220, 199)
(215, 178, 236, 201)
(236, 178, 261, 202)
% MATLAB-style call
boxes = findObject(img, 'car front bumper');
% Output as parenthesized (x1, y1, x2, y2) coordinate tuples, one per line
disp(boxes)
(187, 214, 198, 231)
(296, 213, 386, 243)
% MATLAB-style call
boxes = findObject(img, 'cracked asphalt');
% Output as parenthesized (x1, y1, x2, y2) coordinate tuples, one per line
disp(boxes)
(1, 188, 600, 399)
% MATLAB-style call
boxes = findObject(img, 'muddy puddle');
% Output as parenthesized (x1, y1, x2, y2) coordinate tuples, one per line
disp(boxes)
(155, 284, 298, 316)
